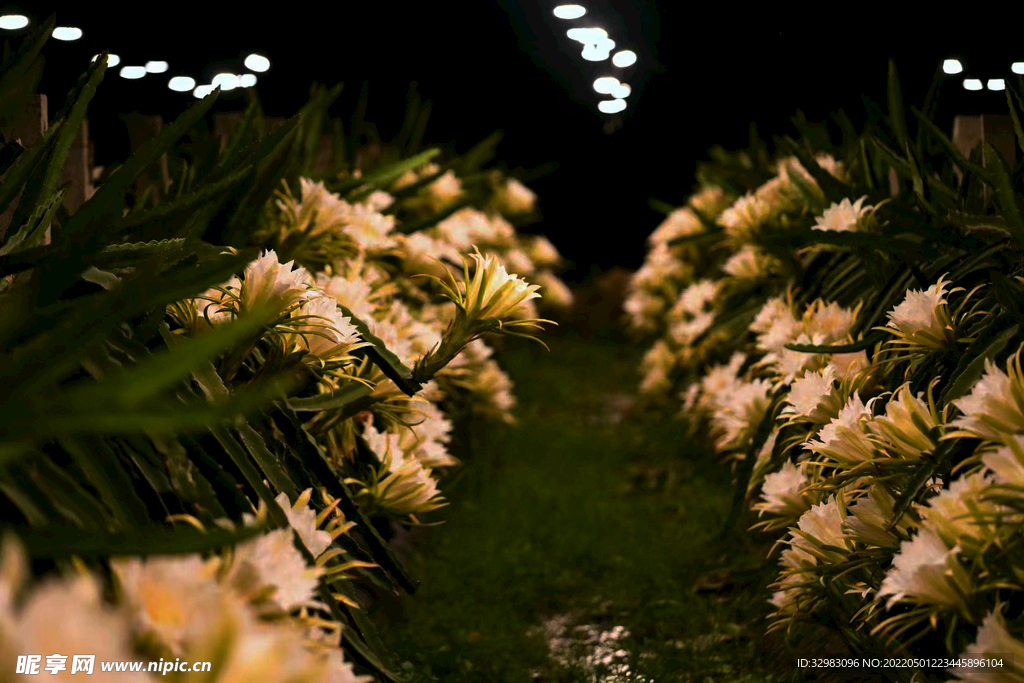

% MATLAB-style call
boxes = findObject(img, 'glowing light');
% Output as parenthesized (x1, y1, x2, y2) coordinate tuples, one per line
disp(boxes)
(553, 4, 586, 19)
(988, 78, 1006, 91)
(212, 73, 240, 90)
(52, 26, 83, 41)
(244, 53, 270, 72)
(581, 44, 611, 61)
(942, 58, 963, 75)
(593, 37, 615, 52)
(1013, 62, 1024, 74)
(0, 14, 29, 29)
(92, 53, 121, 67)
(567, 27, 607, 43)
(168, 76, 195, 92)
(119, 66, 147, 80)
(963, 78, 983, 91)
(239, 73, 257, 87)
(193, 84, 215, 98)
(612, 50, 637, 67)
(145, 61, 168, 74)
(598, 99, 627, 114)
(611, 82, 631, 98)
(593, 76, 620, 94)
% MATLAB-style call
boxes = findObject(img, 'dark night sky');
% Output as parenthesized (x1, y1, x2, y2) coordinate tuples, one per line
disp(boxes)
(19, 3, 1024, 278)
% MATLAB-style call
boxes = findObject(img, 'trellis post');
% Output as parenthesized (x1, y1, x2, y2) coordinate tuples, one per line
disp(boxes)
(0, 94, 48, 242)
(951, 114, 1017, 207)
(61, 119, 93, 213)
(122, 113, 170, 202)
(214, 112, 243, 151)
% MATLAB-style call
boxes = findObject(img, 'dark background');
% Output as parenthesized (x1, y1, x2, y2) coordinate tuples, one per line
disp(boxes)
(15, 2, 1024, 279)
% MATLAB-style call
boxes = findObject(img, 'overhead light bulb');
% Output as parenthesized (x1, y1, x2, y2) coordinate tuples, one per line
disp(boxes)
(145, 61, 168, 74)
(239, 74, 257, 87)
(581, 44, 611, 61)
(612, 50, 637, 67)
(52, 26, 83, 41)
(942, 58, 963, 74)
(567, 27, 607, 43)
(611, 83, 631, 98)
(963, 78, 983, 91)
(553, 5, 586, 19)
(988, 78, 1006, 91)
(193, 84, 215, 98)
(593, 76, 619, 94)
(92, 53, 121, 67)
(0, 15, 29, 30)
(243, 53, 270, 72)
(598, 99, 626, 114)
(1012, 62, 1024, 74)
(119, 66, 147, 80)
(211, 73, 240, 90)
(168, 76, 195, 92)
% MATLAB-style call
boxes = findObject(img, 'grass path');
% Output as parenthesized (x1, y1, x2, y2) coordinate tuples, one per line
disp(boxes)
(372, 329, 796, 682)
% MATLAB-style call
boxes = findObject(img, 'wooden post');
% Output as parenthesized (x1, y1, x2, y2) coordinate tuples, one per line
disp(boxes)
(889, 168, 900, 197)
(952, 115, 1018, 207)
(61, 119, 93, 213)
(121, 113, 170, 201)
(314, 134, 333, 174)
(214, 112, 244, 151)
(0, 94, 48, 243)
(87, 137, 98, 199)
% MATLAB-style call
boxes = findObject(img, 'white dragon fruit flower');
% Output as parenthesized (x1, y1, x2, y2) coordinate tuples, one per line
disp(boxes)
(639, 340, 675, 396)
(812, 196, 871, 232)
(675, 280, 718, 317)
(843, 486, 912, 549)
(781, 364, 842, 425)
(719, 192, 775, 243)
(229, 528, 323, 614)
(526, 235, 561, 267)
(315, 272, 378, 322)
(532, 270, 574, 309)
(289, 296, 362, 360)
(885, 276, 955, 350)
(919, 471, 1001, 548)
(689, 185, 733, 217)
(792, 496, 848, 561)
(803, 299, 857, 343)
(877, 527, 972, 613)
(648, 207, 703, 246)
(497, 178, 537, 214)
(804, 394, 876, 468)
(711, 378, 773, 452)
(240, 250, 317, 317)
(951, 352, 1024, 445)
(722, 245, 778, 280)
(274, 490, 333, 559)
(754, 460, 812, 521)
(869, 384, 944, 460)
(982, 433, 1024, 487)
(699, 352, 746, 412)
(949, 608, 1024, 682)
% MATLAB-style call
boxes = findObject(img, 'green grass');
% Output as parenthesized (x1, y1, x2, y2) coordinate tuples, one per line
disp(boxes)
(371, 328, 799, 683)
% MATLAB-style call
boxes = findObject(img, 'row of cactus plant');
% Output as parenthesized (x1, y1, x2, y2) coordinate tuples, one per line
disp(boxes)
(627, 60, 1024, 680)
(0, 17, 571, 682)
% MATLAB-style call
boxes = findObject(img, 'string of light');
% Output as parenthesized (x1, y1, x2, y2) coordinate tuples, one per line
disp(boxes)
(552, 4, 637, 116)
(0, 13, 270, 99)
(943, 58, 1022, 92)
